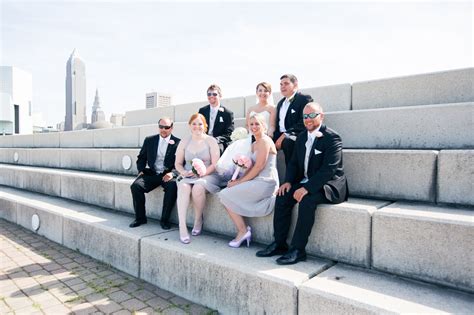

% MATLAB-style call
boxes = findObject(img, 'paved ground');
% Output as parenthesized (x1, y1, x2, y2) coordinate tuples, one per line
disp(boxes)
(0, 219, 216, 315)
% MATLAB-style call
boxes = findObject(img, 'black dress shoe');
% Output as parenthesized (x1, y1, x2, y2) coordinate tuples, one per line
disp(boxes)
(276, 248, 307, 265)
(256, 242, 288, 257)
(129, 219, 147, 228)
(160, 221, 171, 230)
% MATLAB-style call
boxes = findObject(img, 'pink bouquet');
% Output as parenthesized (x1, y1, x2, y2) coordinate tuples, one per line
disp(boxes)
(231, 154, 252, 180)
(191, 158, 207, 177)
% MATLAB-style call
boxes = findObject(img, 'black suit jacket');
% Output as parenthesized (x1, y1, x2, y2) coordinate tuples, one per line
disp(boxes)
(198, 104, 234, 150)
(136, 134, 181, 175)
(274, 92, 313, 140)
(285, 125, 348, 203)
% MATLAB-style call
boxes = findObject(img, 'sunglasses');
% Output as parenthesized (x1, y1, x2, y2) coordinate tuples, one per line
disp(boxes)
(159, 125, 172, 130)
(303, 112, 321, 119)
(207, 92, 218, 97)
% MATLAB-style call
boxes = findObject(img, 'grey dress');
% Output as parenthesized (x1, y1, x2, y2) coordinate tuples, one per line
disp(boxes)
(219, 152, 279, 217)
(178, 139, 223, 194)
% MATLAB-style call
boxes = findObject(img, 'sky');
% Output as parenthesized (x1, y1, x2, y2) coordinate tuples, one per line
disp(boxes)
(1, 0, 472, 126)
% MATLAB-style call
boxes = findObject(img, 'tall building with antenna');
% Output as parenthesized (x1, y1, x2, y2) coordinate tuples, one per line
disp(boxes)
(64, 49, 87, 131)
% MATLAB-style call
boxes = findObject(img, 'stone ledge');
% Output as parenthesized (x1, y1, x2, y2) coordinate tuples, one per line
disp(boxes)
(140, 232, 332, 314)
(299, 264, 474, 314)
(372, 201, 474, 292)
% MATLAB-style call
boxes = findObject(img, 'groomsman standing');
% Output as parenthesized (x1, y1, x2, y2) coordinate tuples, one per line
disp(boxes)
(274, 74, 313, 165)
(199, 84, 234, 153)
(129, 117, 180, 229)
(257, 103, 349, 265)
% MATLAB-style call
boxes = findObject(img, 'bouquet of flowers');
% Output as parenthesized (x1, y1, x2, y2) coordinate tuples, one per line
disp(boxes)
(177, 158, 206, 182)
(191, 158, 206, 177)
(231, 154, 253, 180)
(216, 128, 252, 180)
(230, 127, 249, 142)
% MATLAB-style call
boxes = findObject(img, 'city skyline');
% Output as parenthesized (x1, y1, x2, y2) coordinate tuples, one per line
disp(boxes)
(1, 1, 472, 126)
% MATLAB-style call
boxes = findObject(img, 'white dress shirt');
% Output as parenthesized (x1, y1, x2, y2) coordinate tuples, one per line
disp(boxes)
(208, 106, 219, 135)
(301, 127, 320, 183)
(278, 92, 297, 133)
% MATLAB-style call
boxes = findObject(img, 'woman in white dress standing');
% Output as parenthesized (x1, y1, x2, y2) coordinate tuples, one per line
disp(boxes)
(219, 113, 279, 248)
(246, 82, 276, 138)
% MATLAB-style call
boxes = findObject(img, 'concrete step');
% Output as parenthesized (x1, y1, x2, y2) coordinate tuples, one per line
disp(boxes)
(0, 186, 334, 314)
(0, 163, 388, 267)
(372, 201, 474, 293)
(1, 148, 457, 204)
(299, 264, 474, 314)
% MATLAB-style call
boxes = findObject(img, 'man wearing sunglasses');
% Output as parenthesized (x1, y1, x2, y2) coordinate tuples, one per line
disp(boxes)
(257, 102, 348, 265)
(274, 74, 313, 166)
(198, 84, 234, 153)
(130, 117, 181, 229)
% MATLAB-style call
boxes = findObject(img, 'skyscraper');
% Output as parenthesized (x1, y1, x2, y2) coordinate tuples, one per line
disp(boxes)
(146, 92, 157, 109)
(91, 88, 105, 124)
(65, 49, 87, 131)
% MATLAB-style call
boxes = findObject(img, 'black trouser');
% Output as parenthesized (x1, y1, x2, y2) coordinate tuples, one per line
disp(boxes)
(281, 137, 295, 166)
(273, 183, 328, 250)
(130, 172, 177, 223)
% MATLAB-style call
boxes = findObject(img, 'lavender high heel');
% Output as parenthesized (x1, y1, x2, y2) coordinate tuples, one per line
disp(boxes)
(192, 216, 204, 236)
(228, 226, 252, 248)
(180, 235, 190, 244)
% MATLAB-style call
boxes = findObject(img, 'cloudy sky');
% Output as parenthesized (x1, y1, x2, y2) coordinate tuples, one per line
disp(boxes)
(1, 0, 472, 126)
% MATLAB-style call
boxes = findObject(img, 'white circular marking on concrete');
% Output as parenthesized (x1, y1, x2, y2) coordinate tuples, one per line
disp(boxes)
(13, 152, 19, 162)
(32, 214, 40, 231)
(122, 155, 132, 170)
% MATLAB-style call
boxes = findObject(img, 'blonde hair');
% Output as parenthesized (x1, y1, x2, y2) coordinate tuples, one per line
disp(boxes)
(249, 112, 267, 133)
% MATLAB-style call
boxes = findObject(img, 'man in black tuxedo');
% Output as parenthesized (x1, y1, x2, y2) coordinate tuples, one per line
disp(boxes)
(257, 103, 348, 265)
(274, 74, 313, 165)
(129, 117, 180, 229)
(198, 84, 234, 153)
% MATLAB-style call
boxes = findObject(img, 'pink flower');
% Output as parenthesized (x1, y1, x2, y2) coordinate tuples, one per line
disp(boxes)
(315, 131, 324, 138)
(191, 158, 206, 177)
(231, 154, 253, 180)
(168, 139, 175, 145)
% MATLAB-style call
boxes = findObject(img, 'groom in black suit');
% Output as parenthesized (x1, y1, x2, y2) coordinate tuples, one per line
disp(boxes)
(274, 74, 313, 165)
(257, 102, 348, 265)
(129, 117, 180, 229)
(198, 84, 234, 153)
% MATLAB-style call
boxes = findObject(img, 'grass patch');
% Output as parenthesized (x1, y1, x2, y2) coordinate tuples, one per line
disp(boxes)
(32, 302, 41, 310)
(86, 281, 107, 294)
(65, 295, 85, 303)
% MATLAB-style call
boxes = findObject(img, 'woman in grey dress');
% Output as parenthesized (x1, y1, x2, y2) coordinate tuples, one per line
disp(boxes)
(219, 113, 279, 247)
(175, 113, 221, 244)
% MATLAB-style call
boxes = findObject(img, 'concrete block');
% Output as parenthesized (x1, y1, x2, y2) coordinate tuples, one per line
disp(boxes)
(140, 232, 332, 314)
(12, 134, 35, 147)
(60, 172, 115, 209)
(28, 149, 61, 168)
(0, 135, 13, 148)
(124, 106, 175, 126)
(299, 83, 352, 112)
(33, 133, 60, 148)
(0, 194, 17, 223)
(21, 167, 61, 197)
(324, 103, 474, 149)
(437, 150, 474, 206)
(352, 68, 474, 110)
(221, 96, 246, 119)
(138, 124, 159, 145)
(0, 165, 21, 187)
(60, 149, 101, 171)
(63, 208, 162, 277)
(60, 129, 94, 148)
(344, 149, 438, 202)
(93, 126, 140, 148)
(299, 264, 474, 314)
(16, 203, 63, 244)
(372, 202, 474, 292)
(0, 148, 29, 164)
(101, 149, 139, 175)
(173, 101, 208, 122)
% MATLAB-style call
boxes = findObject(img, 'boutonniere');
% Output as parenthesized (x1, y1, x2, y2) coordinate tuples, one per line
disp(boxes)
(218, 107, 224, 112)
(315, 131, 324, 138)
(168, 139, 175, 145)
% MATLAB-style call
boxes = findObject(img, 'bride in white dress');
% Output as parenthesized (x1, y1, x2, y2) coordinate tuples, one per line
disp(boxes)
(246, 82, 276, 138)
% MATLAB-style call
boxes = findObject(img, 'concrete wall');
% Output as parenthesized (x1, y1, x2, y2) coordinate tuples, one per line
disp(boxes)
(124, 106, 175, 126)
(352, 68, 474, 110)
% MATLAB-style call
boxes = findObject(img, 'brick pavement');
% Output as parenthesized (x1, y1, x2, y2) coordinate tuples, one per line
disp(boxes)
(0, 219, 216, 315)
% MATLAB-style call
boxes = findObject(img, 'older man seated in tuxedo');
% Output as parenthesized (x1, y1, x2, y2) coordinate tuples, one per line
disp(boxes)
(257, 102, 349, 265)
(198, 84, 234, 153)
(129, 117, 180, 229)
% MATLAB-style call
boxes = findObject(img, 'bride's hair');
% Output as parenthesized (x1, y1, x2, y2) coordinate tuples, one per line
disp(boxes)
(255, 82, 274, 106)
(249, 112, 268, 133)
